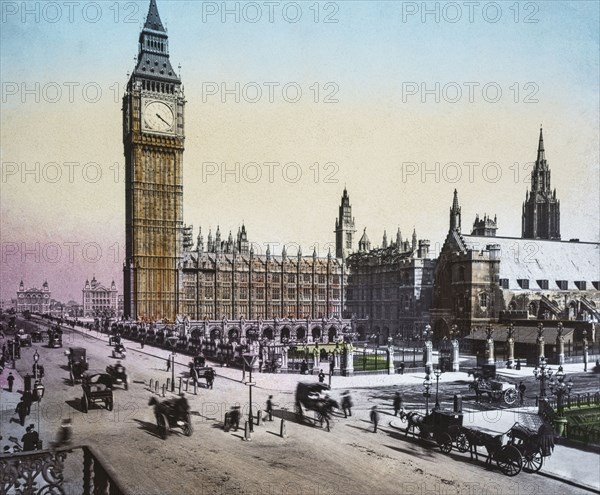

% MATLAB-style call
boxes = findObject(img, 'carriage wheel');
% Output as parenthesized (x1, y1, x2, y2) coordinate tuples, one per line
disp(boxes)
(522, 449, 543, 473)
(455, 432, 469, 453)
(496, 445, 523, 476)
(182, 414, 193, 437)
(157, 413, 168, 440)
(436, 432, 453, 454)
(69, 370, 74, 386)
(124, 378, 129, 391)
(503, 388, 518, 406)
(106, 397, 114, 411)
(81, 395, 88, 413)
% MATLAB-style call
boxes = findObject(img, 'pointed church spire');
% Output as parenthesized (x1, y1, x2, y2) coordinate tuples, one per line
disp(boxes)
(537, 125, 545, 163)
(412, 228, 417, 250)
(450, 189, 462, 233)
(382, 230, 388, 249)
(144, 0, 166, 32)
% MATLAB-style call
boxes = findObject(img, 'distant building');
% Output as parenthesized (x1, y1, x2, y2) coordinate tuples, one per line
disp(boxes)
(16, 280, 51, 313)
(82, 277, 118, 317)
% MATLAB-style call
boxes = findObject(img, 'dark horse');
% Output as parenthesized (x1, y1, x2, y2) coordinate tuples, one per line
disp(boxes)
(398, 410, 427, 437)
(461, 427, 503, 464)
(295, 382, 339, 432)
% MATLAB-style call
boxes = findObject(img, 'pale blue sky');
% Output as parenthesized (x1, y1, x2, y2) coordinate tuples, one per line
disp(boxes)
(1, 0, 599, 302)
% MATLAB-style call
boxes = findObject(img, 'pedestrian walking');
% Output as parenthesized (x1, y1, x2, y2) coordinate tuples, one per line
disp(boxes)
(22, 390, 33, 415)
(141, 337, 145, 349)
(55, 419, 72, 448)
(22, 425, 39, 451)
(341, 391, 353, 418)
(166, 356, 171, 372)
(300, 360, 308, 375)
(318, 369, 325, 383)
(266, 395, 274, 421)
(329, 358, 335, 375)
(393, 392, 403, 416)
(15, 399, 28, 426)
(206, 368, 215, 390)
(518, 381, 526, 405)
(7, 372, 14, 392)
(370, 405, 380, 433)
(229, 406, 240, 432)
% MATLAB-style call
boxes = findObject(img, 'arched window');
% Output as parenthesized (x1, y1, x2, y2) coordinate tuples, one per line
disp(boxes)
(479, 292, 488, 308)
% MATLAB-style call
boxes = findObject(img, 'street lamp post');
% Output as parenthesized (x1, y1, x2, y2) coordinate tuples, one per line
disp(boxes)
(549, 366, 573, 436)
(33, 349, 40, 380)
(423, 376, 432, 415)
(242, 352, 258, 433)
(433, 367, 442, 409)
(167, 336, 179, 393)
(583, 330, 589, 372)
(533, 356, 553, 399)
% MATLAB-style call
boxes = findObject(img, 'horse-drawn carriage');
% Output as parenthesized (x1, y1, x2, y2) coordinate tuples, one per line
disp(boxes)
(16, 330, 32, 348)
(112, 343, 126, 359)
(66, 347, 89, 385)
(106, 362, 129, 390)
(31, 329, 44, 343)
(295, 382, 339, 431)
(188, 355, 215, 388)
(468, 365, 518, 405)
(81, 371, 114, 412)
(148, 396, 193, 439)
(48, 327, 63, 348)
(398, 409, 468, 454)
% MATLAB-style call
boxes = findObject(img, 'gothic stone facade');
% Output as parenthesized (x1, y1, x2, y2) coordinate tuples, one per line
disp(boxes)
(181, 241, 344, 322)
(345, 232, 435, 343)
(433, 188, 599, 338)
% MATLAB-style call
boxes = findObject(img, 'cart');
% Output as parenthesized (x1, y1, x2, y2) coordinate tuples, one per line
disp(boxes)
(81, 371, 114, 412)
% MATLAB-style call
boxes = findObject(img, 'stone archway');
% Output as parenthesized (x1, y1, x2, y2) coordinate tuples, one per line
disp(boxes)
(280, 326, 291, 342)
(210, 327, 221, 341)
(296, 326, 306, 341)
(357, 325, 366, 341)
(311, 326, 322, 342)
(262, 327, 274, 340)
(327, 326, 337, 343)
(228, 327, 240, 342)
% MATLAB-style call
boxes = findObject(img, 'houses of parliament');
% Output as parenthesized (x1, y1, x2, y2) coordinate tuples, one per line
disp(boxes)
(123, 1, 598, 343)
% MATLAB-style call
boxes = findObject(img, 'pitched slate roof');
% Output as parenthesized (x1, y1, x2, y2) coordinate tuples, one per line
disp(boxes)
(458, 235, 600, 290)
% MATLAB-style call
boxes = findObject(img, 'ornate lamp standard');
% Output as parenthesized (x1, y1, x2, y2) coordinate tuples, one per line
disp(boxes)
(533, 356, 553, 399)
(33, 349, 40, 380)
(549, 366, 573, 436)
(423, 376, 432, 415)
(583, 330, 589, 372)
(167, 335, 179, 392)
(433, 367, 443, 409)
(242, 352, 258, 433)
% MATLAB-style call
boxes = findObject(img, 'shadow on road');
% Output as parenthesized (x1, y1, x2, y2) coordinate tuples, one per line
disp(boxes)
(132, 418, 164, 439)
(65, 398, 84, 413)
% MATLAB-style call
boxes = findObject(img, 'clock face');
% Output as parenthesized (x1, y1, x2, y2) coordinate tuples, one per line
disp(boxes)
(143, 101, 175, 132)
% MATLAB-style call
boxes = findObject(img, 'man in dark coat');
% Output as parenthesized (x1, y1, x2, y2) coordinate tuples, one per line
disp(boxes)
(393, 392, 403, 416)
(318, 369, 325, 383)
(22, 426, 39, 451)
(341, 391, 353, 418)
(7, 372, 15, 392)
(370, 405, 380, 433)
(266, 395, 274, 421)
(518, 382, 526, 405)
(15, 399, 27, 426)
(22, 390, 33, 415)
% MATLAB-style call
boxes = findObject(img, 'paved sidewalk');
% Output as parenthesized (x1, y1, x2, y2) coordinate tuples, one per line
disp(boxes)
(389, 408, 600, 493)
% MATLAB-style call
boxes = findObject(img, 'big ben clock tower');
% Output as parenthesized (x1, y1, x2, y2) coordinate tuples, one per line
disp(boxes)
(123, 0, 185, 321)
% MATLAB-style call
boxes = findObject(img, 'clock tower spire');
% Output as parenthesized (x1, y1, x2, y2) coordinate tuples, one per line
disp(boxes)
(123, 0, 186, 322)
